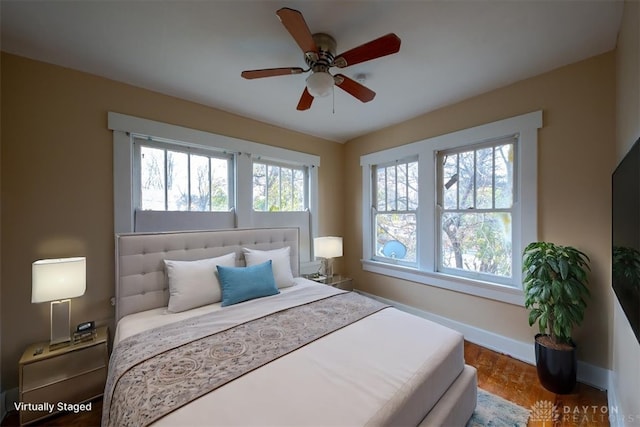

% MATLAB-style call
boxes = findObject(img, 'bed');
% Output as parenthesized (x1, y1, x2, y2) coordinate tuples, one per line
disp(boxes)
(104, 227, 477, 426)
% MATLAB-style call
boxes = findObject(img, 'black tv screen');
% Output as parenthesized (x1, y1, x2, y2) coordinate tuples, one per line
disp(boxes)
(612, 137, 640, 343)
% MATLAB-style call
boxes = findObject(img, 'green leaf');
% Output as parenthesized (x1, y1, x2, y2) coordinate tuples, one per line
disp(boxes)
(559, 258, 569, 280)
(540, 286, 550, 302)
(539, 312, 548, 331)
(564, 282, 578, 301)
(551, 280, 562, 300)
(528, 309, 541, 327)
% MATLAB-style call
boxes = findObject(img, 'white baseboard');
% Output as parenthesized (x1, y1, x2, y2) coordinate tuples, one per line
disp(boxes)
(606, 373, 624, 427)
(577, 360, 611, 391)
(356, 289, 611, 391)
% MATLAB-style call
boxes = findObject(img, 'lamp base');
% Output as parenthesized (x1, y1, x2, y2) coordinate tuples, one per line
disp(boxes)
(50, 299, 71, 348)
(321, 258, 335, 279)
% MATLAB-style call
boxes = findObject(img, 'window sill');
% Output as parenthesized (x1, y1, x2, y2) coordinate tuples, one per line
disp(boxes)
(361, 259, 525, 306)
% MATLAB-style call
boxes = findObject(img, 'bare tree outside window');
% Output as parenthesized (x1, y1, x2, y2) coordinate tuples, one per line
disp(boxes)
(253, 162, 306, 212)
(140, 146, 165, 210)
(374, 160, 418, 263)
(439, 142, 514, 279)
(139, 143, 231, 212)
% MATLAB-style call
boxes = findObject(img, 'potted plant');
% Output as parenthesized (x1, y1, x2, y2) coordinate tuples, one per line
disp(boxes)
(522, 241, 590, 394)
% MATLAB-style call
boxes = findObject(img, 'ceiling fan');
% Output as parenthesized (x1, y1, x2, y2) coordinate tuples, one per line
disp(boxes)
(241, 7, 401, 111)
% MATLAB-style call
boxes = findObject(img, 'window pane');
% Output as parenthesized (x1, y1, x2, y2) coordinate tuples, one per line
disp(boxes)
(293, 169, 305, 211)
(167, 150, 188, 211)
(476, 147, 493, 209)
(376, 167, 386, 211)
(386, 165, 397, 211)
(140, 146, 165, 210)
(267, 165, 281, 211)
(397, 163, 407, 211)
(211, 157, 229, 211)
(458, 151, 475, 209)
(280, 167, 292, 210)
(375, 213, 417, 262)
(190, 154, 210, 211)
(440, 212, 512, 278)
(407, 161, 418, 210)
(442, 154, 458, 210)
(253, 163, 267, 211)
(494, 144, 514, 209)
(375, 161, 418, 213)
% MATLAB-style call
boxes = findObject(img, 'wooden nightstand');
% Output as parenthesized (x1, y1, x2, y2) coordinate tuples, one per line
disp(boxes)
(18, 326, 109, 425)
(305, 274, 353, 290)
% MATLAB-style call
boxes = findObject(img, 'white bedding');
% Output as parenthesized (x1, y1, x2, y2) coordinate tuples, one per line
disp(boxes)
(113, 278, 328, 346)
(112, 279, 465, 426)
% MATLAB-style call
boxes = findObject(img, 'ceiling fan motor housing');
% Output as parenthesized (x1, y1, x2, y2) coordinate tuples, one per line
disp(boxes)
(306, 33, 336, 73)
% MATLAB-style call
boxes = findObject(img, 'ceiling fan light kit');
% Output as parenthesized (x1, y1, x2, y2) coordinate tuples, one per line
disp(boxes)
(306, 72, 334, 97)
(241, 7, 401, 111)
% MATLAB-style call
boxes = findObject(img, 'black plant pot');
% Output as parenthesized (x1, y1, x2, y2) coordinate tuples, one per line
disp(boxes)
(534, 334, 577, 394)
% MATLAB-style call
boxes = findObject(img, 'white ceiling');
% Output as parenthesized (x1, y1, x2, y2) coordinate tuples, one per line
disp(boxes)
(1, 1, 623, 143)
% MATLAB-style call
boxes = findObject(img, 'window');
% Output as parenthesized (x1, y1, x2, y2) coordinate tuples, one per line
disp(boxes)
(253, 161, 306, 212)
(360, 111, 542, 305)
(372, 159, 418, 264)
(137, 141, 232, 212)
(437, 138, 515, 284)
(110, 112, 320, 264)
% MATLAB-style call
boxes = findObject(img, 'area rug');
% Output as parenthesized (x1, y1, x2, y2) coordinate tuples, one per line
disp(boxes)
(467, 388, 530, 427)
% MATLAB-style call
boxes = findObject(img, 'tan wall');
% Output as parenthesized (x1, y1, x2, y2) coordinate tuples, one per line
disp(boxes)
(0, 53, 345, 390)
(344, 52, 616, 369)
(0, 50, 3, 413)
(613, 0, 640, 420)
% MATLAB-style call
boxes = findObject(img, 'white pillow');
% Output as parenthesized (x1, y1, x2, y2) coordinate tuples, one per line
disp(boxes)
(164, 252, 236, 313)
(243, 247, 295, 289)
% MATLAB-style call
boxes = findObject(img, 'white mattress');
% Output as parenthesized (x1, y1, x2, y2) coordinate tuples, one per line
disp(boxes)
(112, 279, 465, 426)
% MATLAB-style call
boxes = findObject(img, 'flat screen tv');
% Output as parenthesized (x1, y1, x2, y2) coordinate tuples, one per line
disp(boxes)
(612, 137, 640, 343)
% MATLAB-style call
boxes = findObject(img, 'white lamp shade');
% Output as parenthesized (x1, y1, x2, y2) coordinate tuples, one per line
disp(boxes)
(314, 237, 343, 259)
(306, 72, 334, 98)
(32, 257, 86, 303)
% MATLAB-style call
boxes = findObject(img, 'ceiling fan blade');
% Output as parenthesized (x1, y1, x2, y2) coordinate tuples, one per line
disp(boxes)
(334, 74, 376, 103)
(241, 67, 304, 79)
(333, 33, 401, 68)
(297, 87, 314, 111)
(276, 8, 318, 54)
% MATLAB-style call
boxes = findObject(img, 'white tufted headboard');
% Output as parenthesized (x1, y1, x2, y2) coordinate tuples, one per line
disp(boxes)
(115, 227, 299, 322)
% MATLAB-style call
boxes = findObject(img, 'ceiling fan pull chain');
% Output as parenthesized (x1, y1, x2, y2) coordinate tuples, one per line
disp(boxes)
(332, 85, 335, 114)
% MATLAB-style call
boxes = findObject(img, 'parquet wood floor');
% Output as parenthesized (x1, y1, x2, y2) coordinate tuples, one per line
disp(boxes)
(465, 341, 609, 426)
(2, 341, 608, 426)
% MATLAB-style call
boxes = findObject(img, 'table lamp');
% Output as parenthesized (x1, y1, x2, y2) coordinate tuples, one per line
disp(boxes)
(32, 257, 86, 347)
(314, 236, 343, 278)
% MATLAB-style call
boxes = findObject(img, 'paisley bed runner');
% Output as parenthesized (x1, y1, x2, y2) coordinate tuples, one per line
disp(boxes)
(102, 291, 388, 427)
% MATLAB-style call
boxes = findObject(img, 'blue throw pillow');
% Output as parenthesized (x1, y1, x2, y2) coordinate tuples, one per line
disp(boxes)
(217, 260, 280, 307)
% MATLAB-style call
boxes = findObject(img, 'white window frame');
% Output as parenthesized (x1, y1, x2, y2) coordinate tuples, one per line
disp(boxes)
(134, 138, 235, 212)
(109, 112, 320, 263)
(252, 159, 309, 212)
(360, 111, 542, 306)
(371, 157, 419, 268)
(436, 137, 517, 285)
